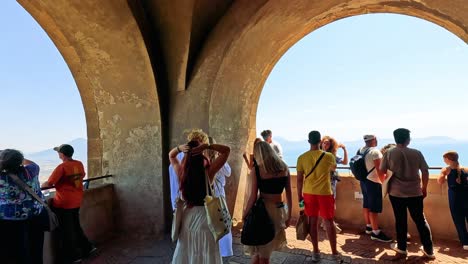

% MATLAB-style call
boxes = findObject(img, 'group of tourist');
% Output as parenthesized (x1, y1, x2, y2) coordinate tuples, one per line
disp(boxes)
(0, 145, 95, 263)
(169, 127, 467, 264)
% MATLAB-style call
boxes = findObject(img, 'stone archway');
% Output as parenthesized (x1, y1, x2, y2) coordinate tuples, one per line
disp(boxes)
(184, 0, 468, 220)
(18, 0, 165, 238)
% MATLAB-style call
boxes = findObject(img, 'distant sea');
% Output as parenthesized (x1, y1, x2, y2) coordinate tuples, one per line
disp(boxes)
(276, 136, 468, 174)
(25, 136, 468, 182)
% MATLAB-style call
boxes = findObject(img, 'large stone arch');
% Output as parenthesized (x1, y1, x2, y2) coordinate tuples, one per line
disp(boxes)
(183, 0, 468, 219)
(18, 0, 165, 238)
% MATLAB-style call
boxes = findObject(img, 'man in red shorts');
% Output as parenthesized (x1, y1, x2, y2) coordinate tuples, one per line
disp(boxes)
(297, 131, 338, 262)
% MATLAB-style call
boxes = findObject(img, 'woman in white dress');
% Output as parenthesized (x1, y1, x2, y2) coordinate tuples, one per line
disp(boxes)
(208, 137, 233, 257)
(170, 133, 230, 264)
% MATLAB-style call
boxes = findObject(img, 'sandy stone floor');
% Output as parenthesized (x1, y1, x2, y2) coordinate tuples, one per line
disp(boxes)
(83, 224, 467, 264)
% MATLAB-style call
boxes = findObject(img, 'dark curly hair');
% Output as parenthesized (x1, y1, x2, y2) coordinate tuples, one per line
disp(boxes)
(0, 149, 24, 174)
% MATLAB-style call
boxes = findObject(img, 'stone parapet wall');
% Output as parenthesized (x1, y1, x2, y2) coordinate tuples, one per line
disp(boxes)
(43, 184, 116, 263)
(286, 174, 457, 241)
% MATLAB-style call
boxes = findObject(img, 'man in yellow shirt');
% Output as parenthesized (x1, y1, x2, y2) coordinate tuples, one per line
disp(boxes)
(297, 131, 338, 262)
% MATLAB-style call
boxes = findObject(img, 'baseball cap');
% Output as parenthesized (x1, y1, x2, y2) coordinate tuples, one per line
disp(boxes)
(363, 135, 376, 142)
(53, 144, 74, 157)
(308, 131, 321, 144)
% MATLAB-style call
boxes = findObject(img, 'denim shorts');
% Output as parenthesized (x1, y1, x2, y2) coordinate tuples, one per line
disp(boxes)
(360, 179, 383, 213)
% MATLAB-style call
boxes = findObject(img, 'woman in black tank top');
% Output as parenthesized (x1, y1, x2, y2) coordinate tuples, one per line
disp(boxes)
(169, 135, 230, 264)
(242, 141, 292, 263)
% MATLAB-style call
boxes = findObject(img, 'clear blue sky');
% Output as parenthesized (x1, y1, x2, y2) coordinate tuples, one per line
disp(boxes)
(1, 3, 466, 153)
(0, 2, 85, 152)
(258, 14, 467, 141)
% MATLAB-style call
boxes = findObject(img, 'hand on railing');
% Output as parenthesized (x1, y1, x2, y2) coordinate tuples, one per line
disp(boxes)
(41, 174, 113, 191)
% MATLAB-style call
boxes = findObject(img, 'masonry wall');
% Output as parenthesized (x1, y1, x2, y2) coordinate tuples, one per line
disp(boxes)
(284, 174, 460, 241)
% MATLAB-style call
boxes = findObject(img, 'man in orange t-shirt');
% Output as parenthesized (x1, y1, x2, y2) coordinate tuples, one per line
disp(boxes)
(42, 144, 95, 263)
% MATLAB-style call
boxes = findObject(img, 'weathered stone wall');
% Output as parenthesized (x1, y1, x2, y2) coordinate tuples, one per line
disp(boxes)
(186, 0, 468, 221)
(16, 0, 467, 238)
(18, 0, 164, 238)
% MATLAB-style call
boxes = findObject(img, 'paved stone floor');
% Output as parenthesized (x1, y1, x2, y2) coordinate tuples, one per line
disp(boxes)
(83, 224, 468, 264)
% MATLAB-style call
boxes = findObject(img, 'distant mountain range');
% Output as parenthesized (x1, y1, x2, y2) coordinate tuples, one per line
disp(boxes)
(274, 136, 468, 170)
(25, 138, 87, 181)
(27, 136, 468, 180)
(26, 138, 87, 161)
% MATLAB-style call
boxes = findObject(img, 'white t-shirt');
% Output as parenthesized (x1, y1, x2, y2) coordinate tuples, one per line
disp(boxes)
(169, 152, 184, 210)
(359, 147, 383, 183)
(213, 163, 231, 197)
(270, 140, 283, 159)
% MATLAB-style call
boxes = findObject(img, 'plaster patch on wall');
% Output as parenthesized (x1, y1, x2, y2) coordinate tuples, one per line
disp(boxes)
(74, 31, 112, 70)
(100, 114, 123, 174)
(115, 91, 152, 108)
(95, 89, 116, 105)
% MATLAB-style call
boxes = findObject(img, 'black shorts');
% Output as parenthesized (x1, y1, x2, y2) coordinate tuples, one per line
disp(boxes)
(360, 179, 383, 213)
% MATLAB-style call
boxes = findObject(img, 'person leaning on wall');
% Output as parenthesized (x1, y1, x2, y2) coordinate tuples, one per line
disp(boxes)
(41, 144, 96, 263)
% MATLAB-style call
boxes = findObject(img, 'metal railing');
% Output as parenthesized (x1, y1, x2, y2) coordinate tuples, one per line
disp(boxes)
(288, 166, 443, 170)
(40, 174, 113, 191)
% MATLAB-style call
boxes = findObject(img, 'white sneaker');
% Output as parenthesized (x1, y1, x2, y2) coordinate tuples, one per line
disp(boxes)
(335, 223, 342, 234)
(420, 246, 435, 259)
(390, 243, 407, 255)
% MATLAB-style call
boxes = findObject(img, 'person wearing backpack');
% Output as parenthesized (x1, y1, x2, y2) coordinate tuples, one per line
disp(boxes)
(356, 135, 392, 243)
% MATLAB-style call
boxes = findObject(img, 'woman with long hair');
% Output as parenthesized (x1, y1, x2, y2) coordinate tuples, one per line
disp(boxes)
(320, 136, 348, 233)
(0, 149, 45, 263)
(170, 134, 230, 264)
(243, 141, 292, 264)
(207, 136, 233, 257)
(438, 151, 468, 250)
(243, 138, 263, 169)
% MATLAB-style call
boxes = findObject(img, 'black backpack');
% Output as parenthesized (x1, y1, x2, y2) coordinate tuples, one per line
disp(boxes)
(349, 148, 375, 181)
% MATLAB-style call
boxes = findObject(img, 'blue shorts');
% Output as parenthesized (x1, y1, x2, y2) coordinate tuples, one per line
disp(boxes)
(360, 179, 383, 213)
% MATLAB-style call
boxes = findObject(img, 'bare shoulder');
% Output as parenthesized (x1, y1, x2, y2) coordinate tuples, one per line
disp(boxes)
(441, 166, 451, 174)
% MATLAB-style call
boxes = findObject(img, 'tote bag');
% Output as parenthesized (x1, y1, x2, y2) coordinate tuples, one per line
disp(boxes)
(171, 194, 185, 242)
(296, 210, 309, 240)
(204, 174, 232, 242)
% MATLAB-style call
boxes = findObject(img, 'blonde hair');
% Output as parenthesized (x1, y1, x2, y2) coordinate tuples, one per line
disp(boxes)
(185, 128, 208, 144)
(254, 141, 288, 174)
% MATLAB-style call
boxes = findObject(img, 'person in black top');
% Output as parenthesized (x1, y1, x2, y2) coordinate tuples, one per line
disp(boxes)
(242, 141, 292, 263)
(438, 151, 468, 250)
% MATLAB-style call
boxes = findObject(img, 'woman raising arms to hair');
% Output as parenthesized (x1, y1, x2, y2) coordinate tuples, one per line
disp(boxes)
(170, 135, 230, 264)
(320, 136, 348, 233)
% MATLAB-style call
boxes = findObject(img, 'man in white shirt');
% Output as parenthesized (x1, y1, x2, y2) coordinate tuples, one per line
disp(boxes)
(358, 134, 392, 242)
(261, 129, 283, 159)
